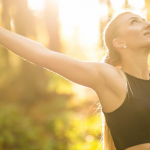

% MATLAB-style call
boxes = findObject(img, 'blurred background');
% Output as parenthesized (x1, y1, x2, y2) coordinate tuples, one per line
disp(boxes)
(0, 0, 150, 150)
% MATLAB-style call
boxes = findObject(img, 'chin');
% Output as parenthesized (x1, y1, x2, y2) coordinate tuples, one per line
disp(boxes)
(146, 43, 150, 48)
(142, 41, 150, 48)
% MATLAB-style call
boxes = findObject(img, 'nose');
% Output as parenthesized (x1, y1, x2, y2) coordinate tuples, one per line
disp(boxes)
(145, 21, 150, 30)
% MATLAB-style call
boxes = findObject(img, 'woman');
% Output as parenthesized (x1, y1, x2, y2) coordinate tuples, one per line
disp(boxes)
(1, 9, 150, 150)
(100, 10, 150, 150)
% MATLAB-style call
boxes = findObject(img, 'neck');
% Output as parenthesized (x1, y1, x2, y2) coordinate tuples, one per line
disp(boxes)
(121, 48, 150, 80)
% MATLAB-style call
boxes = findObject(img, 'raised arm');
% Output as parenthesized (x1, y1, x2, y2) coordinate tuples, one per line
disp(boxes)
(0, 26, 106, 90)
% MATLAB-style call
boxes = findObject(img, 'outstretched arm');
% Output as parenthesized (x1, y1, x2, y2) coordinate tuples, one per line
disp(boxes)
(0, 26, 106, 90)
(0, 26, 47, 66)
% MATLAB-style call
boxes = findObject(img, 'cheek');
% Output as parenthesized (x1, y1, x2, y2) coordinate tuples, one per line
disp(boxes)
(125, 32, 150, 48)
(126, 27, 141, 38)
(122, 27, 143, 44)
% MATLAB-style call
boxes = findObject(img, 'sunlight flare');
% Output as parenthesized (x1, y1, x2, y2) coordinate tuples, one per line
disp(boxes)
(110, 0, 125, 9)
(28, 0, 45, 11)
(128, 0, 145, 9)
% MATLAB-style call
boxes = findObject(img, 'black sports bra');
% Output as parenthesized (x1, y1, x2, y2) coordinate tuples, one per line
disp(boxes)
(102, 69, 150, 150)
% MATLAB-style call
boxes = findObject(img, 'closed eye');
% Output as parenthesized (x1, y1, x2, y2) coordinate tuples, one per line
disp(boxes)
(131, 19, 138, 24)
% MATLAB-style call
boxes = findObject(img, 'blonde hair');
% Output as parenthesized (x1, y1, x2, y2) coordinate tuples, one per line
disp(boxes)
(103, 9, 138, 67)
(96, 101, 117, 150)
(97, 67, 132, 150)
(100, 9, 137, 150)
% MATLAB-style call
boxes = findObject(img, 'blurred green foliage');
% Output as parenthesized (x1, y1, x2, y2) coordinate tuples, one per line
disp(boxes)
(0, 104, 102, 150)
(0, 105, 43, 150)
(5, 0, 150, 149)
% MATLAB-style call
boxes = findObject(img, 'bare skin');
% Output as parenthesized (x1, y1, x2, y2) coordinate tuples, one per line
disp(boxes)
(113, 13, 150, 80)
(94, 12, 150, 150)
(94, 64, 150, 150)
(1, 11, 150, 150)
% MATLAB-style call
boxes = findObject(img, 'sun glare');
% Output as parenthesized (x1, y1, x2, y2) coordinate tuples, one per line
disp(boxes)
(27, 0, 147, 61)
(58, 0, 100, 48)
(110, 0, 125, 9)
(128, 0, 145, 9)
(99, 2, 108, 22)
(28, 0, 45, 11)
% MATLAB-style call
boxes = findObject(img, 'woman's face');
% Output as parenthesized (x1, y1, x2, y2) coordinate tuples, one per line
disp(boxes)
(117, 13, 150, 50)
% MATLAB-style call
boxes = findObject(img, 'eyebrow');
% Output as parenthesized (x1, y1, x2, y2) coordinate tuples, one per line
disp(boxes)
(128, 17, 146, 22)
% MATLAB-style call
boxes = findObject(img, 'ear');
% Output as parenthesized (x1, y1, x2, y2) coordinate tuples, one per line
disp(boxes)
(113, 38, 125, 49)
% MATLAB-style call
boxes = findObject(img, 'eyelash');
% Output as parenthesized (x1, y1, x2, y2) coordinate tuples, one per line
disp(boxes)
(131, 19, 138, 24)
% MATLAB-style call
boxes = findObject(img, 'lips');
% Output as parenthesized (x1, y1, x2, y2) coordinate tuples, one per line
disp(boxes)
(144, 32, 150, 35)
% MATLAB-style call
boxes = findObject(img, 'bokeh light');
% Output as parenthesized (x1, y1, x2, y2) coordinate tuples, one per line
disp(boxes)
(110, 0, 125, 9)
(58, 0, 100, 45)
(99, 2, 108, 22)
(85, 135, 94, 142)
(128, 0, 145, 9)
(1, 0, 150, 150)
(28, 0, 45, 11)
(58, 0, 100, 61)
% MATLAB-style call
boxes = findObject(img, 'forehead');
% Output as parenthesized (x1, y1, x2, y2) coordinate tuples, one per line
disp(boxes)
(118, 13, 144, 25)
(116, 13, 145, 33)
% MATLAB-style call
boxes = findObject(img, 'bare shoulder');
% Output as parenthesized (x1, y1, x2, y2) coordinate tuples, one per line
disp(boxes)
(93, 63, 121, 92)
(94, 63, 124, 99)
(94, 63, 127, 113)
